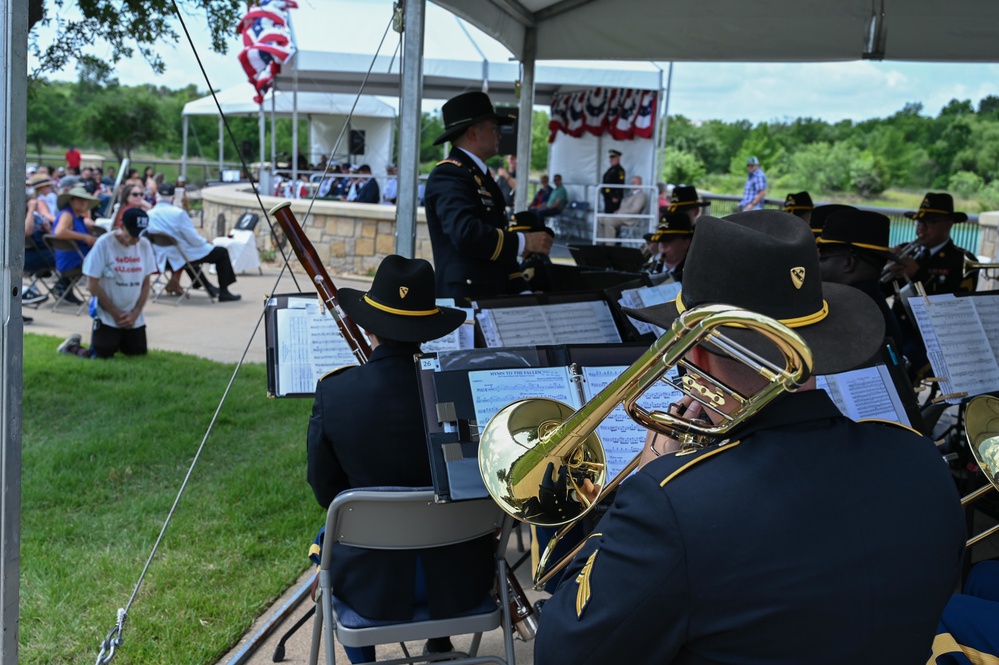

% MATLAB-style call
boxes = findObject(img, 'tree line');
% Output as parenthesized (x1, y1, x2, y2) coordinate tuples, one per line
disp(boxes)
(26, 63, 999, 209)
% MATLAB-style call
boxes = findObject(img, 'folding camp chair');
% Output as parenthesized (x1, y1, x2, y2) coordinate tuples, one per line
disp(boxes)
(310, 488, 516, 665)
(210, 212, 262, 275)
(23, 232, 57, 308)
(42, 234, 89, 315)
(145, 231, 217, 305)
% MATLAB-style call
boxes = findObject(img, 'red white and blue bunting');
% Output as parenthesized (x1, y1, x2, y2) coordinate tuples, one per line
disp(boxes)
(548, 87, 657, 143)
(237, 0, 298, 105)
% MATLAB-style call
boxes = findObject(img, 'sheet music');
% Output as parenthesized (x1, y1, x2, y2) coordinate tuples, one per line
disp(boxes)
(580, 365, 683, 483)
(467, 367, 579, 433)
(477, 301, 621, 347)
(422, 299, 475, 354)
(619, 281, 680, 337)
(273, 298, 358, 395)
(910, 294, 999, 403)
(816, 365, 910, 426)
(971, 294, 999, 367)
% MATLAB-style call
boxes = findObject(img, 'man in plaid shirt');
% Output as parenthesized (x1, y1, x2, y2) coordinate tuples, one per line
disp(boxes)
(739, 156, 767, 211)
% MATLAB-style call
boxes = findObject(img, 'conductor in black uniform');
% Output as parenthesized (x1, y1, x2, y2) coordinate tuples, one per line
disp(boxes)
(601, 149, 626, 213)
(534, 210, 966, 665)
(307, 255, 492, 662)
(424, 91, 552, 300)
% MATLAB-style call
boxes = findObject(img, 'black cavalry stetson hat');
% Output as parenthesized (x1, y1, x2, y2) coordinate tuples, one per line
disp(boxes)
(808, 204, 857, 237)
(651, 210, 693, 241)
(905, 192, 968, 223)
(782, 191, 814, 216)
(433, 91, 515, 146)
(509, 210, 554, 238)
(338, 255, 466, 343)
(667, 185, 710, 211)
(817, 209, 893, 261)
(625, 210, 884, 375)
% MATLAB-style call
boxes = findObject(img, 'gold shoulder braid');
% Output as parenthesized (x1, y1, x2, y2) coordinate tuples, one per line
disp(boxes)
(318, 365, 357, 382)
(435, 158, 463, 168)
(575, 548, 599, 619)
(856, 418, 925, 437)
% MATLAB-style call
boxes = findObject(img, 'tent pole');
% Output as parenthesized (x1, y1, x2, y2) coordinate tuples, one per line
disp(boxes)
(292, 68, 299, 184)
(0, 1, 26, 660)
(515, 28, 536, 213)
(182, 115, 189, 180)
(658, 62, 674, 186)
(395, 0, 426, 258)
(259, 103, 265, 181)
(218, 116, 224, 181)
(271, 90, 277, 175)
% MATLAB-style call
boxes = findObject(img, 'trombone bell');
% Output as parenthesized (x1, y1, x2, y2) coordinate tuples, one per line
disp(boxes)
(479, 398, 605, 527)
(963, 396, 999, 547)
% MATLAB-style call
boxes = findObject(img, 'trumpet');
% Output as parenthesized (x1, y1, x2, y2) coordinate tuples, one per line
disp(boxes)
(880, 240, 923, 285)
(963, 257, 999, 280)
(478, 304, 813, 587)
(960, 395, 999, 547)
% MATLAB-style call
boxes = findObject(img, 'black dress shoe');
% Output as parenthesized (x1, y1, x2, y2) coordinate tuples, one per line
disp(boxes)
(218, 291, 241, 302)
(203, 283, 220, 298)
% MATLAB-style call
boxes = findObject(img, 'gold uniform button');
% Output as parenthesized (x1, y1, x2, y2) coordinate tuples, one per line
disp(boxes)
(466, 279, 473, 285)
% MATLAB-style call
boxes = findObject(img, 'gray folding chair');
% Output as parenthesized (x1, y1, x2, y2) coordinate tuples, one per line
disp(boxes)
(310, 488, 516, 665)
(144, 231, 216, 305)
(42, 234, 89, 315)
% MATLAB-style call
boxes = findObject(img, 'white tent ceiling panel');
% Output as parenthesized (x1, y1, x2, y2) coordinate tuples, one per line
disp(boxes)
(431, 0, 999, 63)
(182, 87, 397, 119)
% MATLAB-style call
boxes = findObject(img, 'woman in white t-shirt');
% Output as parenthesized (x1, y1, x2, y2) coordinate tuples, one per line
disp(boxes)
(58, 208, 157, 359)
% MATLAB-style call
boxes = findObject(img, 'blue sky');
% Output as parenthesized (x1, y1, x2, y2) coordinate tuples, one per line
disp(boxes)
(30, 0, 999, 125)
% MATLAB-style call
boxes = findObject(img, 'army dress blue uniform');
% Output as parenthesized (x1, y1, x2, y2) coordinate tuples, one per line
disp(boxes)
(424, 148, 528, 300)
(306, 344, 494, 621)
(534, 390, 965, 665)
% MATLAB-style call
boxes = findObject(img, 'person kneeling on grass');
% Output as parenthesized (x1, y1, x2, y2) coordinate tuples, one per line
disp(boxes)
(58, 208, 157, 359)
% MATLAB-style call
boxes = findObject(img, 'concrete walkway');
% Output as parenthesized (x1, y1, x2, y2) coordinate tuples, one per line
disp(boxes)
(25, 263, 542, 664)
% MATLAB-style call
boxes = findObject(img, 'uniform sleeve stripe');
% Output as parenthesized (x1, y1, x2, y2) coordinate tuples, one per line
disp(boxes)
(660, 440, 742, 487)
(930, 631, 999, 664)
(490, 228, 505, 261)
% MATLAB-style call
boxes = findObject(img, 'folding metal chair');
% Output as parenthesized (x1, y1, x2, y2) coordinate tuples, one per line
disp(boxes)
(145, 231, 217, 305)
(23, 232, 57, 309)
(310, 488, 516, 665)
(42, 234, 89, 315)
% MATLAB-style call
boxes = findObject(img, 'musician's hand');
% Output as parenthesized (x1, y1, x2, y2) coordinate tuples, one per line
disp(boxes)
(637, 397, 703, 469)
(899, 257, 919, 278)
(524, 231, 553, 256)
(578, 478, 601, 506)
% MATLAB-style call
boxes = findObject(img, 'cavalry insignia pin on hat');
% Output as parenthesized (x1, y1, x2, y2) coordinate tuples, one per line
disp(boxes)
(667, 186, 711, 212)
(651, 210, 693, 241)
(508, 210, 554, 238)
(625, 210, 884, 375)
(338, 255, 466, 343)
(782, 192, 814, 215)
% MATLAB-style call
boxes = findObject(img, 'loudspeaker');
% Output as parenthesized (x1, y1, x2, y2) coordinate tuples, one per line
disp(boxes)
(496, 106, 518, 156)
(349, 129, 366, 155)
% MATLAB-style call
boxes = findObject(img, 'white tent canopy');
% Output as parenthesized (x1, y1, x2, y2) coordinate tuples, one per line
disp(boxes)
(181, 87, 397, 119)
(432, 0, 999, 63)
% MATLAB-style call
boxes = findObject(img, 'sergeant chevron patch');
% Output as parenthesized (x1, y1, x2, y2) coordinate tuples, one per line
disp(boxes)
(575, 549, 598, 619)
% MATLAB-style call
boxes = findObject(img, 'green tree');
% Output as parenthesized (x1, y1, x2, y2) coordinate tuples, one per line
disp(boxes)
(83, 87, 166, 159)
(661, 147, 706, 185)
(530, 109, 550, 172)
(28, 0, 242, 78)
(25, 79, 76, 156)
(419, 111, 445, 164)
(949, 171, 985, 198)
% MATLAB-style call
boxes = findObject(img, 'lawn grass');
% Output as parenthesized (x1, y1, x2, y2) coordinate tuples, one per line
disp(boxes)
(20, 334, 321, 664)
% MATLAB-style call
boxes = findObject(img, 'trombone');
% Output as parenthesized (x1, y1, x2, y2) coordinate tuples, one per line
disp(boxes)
(960, 395, 999, 547)
(478, 304, 813, 587)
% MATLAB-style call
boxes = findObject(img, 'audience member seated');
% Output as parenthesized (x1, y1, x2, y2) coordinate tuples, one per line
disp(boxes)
(23, 194, 53, 309)
(28, 174, 57, 228)
(664, 185, 710, 226)
(307, 255, 493, 663)
(382, 164, 398, 205)
(353, 165, 380, 204)
(52, 185, 101, 305)
(782, 191, 815, 225)
(816, 209, 905, 348)
(537, 173, 568, 219)
(529, 175, 553, 211)
(113, 184, 151, 228)
(146, 183, 242, 302)
(57, 208, 157, 359)
(598, 176, 648, 239)
(509, 211, 555, 292)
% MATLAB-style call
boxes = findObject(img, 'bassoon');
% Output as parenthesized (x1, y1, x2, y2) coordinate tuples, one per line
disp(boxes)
(269, 201, 372, 364)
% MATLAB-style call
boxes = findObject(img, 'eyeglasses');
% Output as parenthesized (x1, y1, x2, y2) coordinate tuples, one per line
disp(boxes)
(128, 192, 143, 197)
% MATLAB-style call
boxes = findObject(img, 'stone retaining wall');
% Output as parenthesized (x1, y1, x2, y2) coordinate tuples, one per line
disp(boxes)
(200, 184, 433, 275)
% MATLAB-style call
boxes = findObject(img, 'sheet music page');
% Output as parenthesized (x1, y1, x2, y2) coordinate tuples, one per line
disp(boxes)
(480, 301, 621, 347)
(620, 282, 679, 337)
(909, 294, 999, 402)
(816, 365, 910, 426)
(467, 367, 578, 433)
(618, 288, 656, 336)
(970, 294, 999, 367)
(544, 301, 621, 344)
(274, 299, 358, 395)
(580, 365, 682, 484)
(422, 299, 475, 353)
